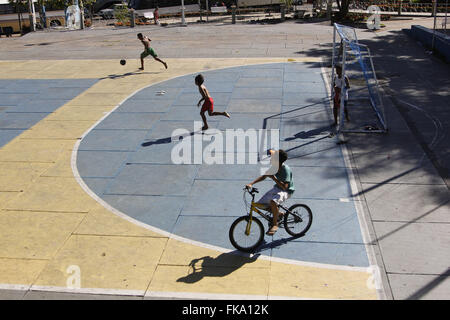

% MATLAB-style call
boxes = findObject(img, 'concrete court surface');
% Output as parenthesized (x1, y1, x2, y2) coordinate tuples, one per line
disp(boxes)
(0, 17, 449, 300)
(0, 58, 380, 300)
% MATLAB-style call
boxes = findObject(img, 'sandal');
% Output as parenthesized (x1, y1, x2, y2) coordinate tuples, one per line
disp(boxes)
(266, 226, 278, 236)
(276, 213, 284, 223)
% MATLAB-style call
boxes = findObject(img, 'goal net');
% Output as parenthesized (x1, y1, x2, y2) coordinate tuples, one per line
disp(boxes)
(331, 23, 388, 133)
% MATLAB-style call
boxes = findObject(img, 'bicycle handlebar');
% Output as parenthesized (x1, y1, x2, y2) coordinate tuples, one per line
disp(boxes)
(244, 186, 259, 194)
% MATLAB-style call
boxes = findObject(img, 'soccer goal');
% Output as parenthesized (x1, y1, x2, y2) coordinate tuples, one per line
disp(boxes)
(331, 23, 388, 134)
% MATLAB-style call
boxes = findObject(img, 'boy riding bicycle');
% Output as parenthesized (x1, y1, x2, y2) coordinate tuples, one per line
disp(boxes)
(246, 149, 295, 235)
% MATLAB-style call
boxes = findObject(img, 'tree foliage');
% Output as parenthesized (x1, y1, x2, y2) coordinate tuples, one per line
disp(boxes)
(280, 0, 293, 10)
(8, 0, 27, 13)
(335, 0, 350, 19)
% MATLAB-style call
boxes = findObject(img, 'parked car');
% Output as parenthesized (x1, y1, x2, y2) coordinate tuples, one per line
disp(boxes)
(99, 7, 115, 19)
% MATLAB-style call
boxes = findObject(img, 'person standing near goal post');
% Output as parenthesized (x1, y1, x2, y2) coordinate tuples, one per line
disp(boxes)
(333, 64, 350, 126)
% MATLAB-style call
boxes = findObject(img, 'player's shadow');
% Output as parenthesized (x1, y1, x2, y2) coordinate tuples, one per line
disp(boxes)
(284, 124, 335, 141)
(177, 252, 261, 284)
(141, 131, 197, 147)
(100, 71, 158, 80)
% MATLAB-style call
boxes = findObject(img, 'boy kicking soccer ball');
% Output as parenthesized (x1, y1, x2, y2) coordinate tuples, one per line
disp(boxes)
(137, 33, 167, 71)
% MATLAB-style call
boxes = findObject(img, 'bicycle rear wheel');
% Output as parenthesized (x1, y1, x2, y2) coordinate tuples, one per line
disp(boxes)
(229, 216, 264, 252)
(283, 204, 313, 237)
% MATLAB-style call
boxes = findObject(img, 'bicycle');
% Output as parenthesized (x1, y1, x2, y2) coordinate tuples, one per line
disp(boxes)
(229, 186, 313, 252)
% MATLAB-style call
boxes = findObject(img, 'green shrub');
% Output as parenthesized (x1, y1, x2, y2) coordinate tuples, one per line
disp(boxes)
(114, 5, 130, 25)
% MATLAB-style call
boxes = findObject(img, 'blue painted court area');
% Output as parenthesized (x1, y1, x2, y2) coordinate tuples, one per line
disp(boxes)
(77, 63, 370, 268)
(0, 79, 97, 147)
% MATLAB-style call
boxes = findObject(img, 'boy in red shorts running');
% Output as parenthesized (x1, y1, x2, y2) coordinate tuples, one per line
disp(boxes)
(137, 33, 167, 71)
(195, 74, 230, 131)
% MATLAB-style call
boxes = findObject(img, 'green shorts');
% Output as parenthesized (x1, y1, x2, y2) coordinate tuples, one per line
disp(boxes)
(141, 47, 157, 59)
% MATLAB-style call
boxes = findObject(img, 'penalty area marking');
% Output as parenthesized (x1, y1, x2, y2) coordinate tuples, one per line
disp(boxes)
(70, 63, 373, 273)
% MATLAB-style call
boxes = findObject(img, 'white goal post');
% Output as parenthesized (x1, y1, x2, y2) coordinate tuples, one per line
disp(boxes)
(331, 23, 388, 134)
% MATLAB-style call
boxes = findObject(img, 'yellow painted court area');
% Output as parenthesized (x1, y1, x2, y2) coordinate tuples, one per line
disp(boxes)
(0, 58, 377, 299)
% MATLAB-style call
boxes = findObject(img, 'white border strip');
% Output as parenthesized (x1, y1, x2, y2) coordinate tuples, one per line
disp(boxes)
(1, 283, 327, 300)
(145, 290, 326, 300)
(1, 283, 145, 297)
(31, 285, 144, 297)
(0, 283, 30, 291)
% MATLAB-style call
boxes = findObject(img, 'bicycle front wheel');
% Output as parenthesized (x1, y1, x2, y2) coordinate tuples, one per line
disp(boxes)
(283, 204, 313, 237)
(229, 216, 264, 253)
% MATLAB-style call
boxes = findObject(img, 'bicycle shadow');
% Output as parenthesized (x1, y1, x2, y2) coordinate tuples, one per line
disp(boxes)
(177, 252, 261, 284)
(253, 235, 301, 254)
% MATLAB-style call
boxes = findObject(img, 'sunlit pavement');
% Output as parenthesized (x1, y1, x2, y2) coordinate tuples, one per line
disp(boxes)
(1, 17, 449, 300)
(0, 58, 380, 299)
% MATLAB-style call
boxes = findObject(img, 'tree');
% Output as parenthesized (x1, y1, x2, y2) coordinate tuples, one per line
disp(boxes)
(41, 0, 66, 10)
(335, 0, 350, 19)
(280, 0, 293, 11)
(8, 0, 28, 34)
(82, 0, 96, 20)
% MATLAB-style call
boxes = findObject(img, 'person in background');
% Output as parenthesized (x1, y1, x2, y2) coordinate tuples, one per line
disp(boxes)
(154, 7, 160, 25)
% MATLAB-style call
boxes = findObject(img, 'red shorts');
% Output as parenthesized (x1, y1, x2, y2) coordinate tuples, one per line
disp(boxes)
(201, 97, 214, 113)
(333, 88, 341, 108)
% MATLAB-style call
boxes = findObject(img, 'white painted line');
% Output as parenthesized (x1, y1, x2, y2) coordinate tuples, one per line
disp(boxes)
(1, 283, 145, 297)
(71, 70, 373, 272)
(0, 283, 326, 300)
(69, 63, 373, 279)
(0, 60, 369, 301)
(145, 290, 268, 300)
(397, 98, 442, 150)
(0, 283, 30, 291)
(339, 198, 350, 202)
(30, 285, 145, 297)
(145, 290, 325, 300)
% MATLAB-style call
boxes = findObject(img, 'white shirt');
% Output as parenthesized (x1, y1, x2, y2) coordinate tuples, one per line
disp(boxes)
(334, 75, 349, 101)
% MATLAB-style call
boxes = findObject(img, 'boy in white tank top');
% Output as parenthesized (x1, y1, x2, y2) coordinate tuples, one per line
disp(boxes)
(333, 65, 350, 126)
